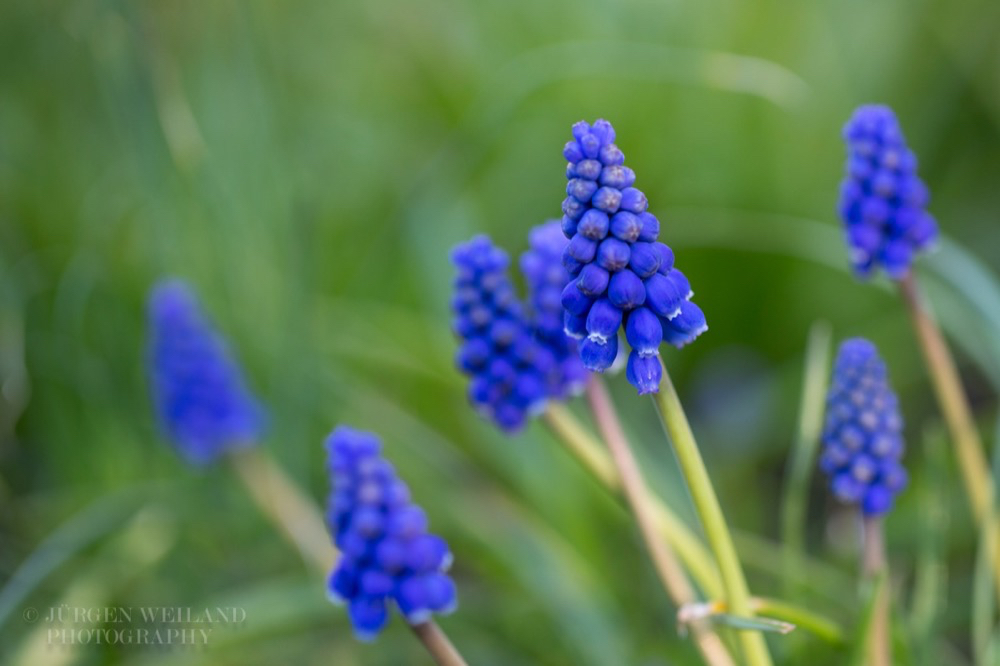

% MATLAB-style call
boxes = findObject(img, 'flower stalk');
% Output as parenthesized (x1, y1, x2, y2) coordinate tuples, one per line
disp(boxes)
(411, 621, 469, 666)
(862, 517, 891, 666)
(542, 404, 723, 600)
(653, 360, 774, 666)
(228, 447, 337, 572)
(898, 272, 1000, 599)
(586, 377, 735, 666)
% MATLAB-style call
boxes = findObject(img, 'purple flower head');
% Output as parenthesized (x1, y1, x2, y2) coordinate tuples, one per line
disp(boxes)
(520, 221, 589, 398)
(561, 119, 706, 394)
(147, 279, 265, 465)
(838, 105, 938, 279)
(326, 426, 457, 640)
(820, 339, 907, 516)
(452, 236, 549, 431)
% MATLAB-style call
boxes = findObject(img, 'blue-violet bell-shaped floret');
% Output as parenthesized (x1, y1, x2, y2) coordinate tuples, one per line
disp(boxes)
(838, 105, 938, 279)
(560, 119, 707, 394)
(452, 236, 549, 431)
(520, 221, 589, 398)
(326, 426, 457, 641)
(819, 338, 908, 516)
(147, 279, 265, 465)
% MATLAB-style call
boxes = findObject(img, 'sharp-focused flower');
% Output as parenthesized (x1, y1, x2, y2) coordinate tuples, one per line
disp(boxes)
(520, 221, 589, 399)
(560, 119, 707, 395)
(451, 235, 551, 431)
(838, 105, 938, 279)
(147, 279, 265, 465)
(820, 338, 908, 516)
(326, 426, 456, 641)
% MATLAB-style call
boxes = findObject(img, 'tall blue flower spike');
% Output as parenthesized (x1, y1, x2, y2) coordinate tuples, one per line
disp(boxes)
(560, 119, 707, 394)
(820, 338, 908, 516)
(147, 279, 265, 465)
(452, 236, 550, 431)
(838, 105, 938, 279)
(520, 221, 589, 399)
(326, 426, 457, 641)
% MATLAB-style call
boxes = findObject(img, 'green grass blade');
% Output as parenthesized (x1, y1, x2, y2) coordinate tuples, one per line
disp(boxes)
(779, 320, 832, 598)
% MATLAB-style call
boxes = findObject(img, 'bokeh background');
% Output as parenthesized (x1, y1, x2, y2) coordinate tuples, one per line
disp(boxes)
(2, 0, 999, 664)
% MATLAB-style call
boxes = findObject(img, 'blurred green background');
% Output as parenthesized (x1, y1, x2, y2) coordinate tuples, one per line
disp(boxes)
(2, 0, 999, 664)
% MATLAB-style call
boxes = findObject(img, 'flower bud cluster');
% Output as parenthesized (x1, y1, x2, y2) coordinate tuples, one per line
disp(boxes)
(838, 105, 938, 278)
(820, 339, 908, 516)
(326, 426, 456, 640)
(560, 119, 706, 394)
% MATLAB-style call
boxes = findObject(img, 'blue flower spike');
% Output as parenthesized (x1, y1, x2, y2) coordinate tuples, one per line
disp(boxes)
(838, 105, 938, 279)
(147, 279, 265, 465)
(820, 339, 908, 516)
(326, 426, 457, 641)
(452, 236, 551, 431)
(520, 221, 589, 399)
(561, 119, 706, 394)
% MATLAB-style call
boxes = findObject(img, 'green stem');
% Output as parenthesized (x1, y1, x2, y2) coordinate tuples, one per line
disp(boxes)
(899, 273, 1000, 602)
(411, 620, 470, 666)
(653, 361, 773, 666)
(862, 517, 891, 666)
(228, 447, 336, 572)
(586, 378, 735, 666)
(543, 404, 723, 600)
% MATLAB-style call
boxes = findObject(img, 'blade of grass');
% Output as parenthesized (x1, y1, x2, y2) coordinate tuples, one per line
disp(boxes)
(9, 505, 177, 666)
(0, 485, 158, 629)
(779, 320, 833, 598)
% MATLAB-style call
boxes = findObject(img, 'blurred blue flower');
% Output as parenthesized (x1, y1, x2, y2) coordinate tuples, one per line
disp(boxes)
(326, 426, 456, 640)
(820, 338, 908, 516)
(147, 279, 265, 465)
(520, 221, 589, 399)
(452, 235, 550, 432)
(560, 119, 706, 394)
(838, 105, 938, 279)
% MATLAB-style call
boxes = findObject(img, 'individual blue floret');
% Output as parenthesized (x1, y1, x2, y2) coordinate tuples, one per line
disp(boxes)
(560, 119, 707, 394)
(838, 105, 938, 279)
(326, 426, 457, 641)
(452, 236, 550, 431)
(520, 221, 589, 398)
(147, 279, 265, 465)
(819, 338, 908, 516)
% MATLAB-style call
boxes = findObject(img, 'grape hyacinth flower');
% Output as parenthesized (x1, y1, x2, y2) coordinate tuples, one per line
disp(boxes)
(820, 338, 908, 516)
(520, 221, 589, 399)
(326, 426, 457, 641)
(560, 119, 707, 395)
(451, 236, 551, 431)
(838, 105, 938, 279)
(147, 279, 265, 465)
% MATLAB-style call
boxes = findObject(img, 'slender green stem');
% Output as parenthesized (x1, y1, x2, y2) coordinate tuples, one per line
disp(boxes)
(411, 620, 469, 666)
(228, 448, 337, 572)
(586, 378, 735, 666)
(779, 321, 832, 598)
(542, 403, 619, 489)
(899, 273, 1000, 602)
(653, 361, 773, 666)
(544, 403, 845, 646)
(543, 404, 723, 600)
(862, 517, 891, 666)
